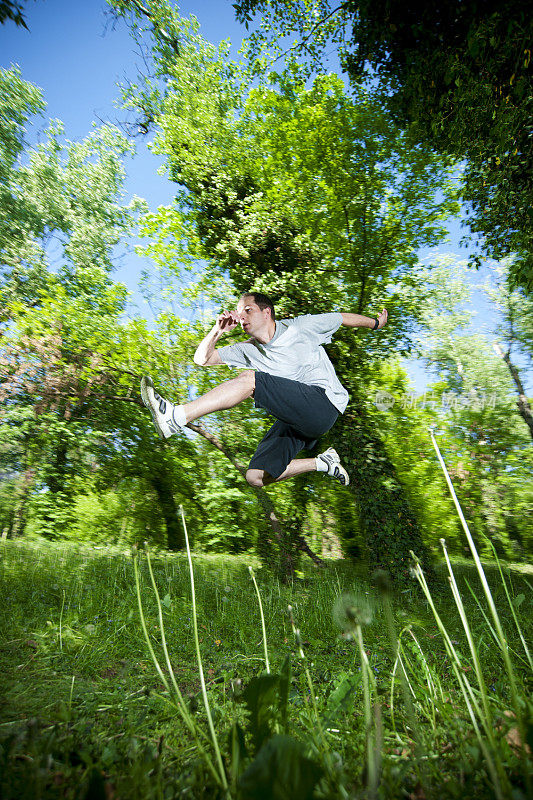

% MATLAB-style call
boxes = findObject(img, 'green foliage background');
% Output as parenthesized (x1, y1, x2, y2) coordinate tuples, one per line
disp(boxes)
(1, 2, 532, 579)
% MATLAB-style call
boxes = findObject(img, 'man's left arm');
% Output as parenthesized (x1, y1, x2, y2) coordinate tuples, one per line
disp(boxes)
(341, 308, 388, 331)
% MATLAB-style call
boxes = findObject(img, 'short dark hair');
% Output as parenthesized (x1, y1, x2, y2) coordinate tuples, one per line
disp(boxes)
(241, 291, 276, 321)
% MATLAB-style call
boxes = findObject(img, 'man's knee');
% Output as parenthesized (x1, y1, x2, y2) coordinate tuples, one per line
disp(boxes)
(246, 468, 264, 487)
(246, 468, 275, 487)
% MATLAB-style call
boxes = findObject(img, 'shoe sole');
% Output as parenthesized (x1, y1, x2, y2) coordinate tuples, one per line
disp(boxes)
(140, 376, 168, 440)
(333, 465, 350, 486)
(319, 448, 350, 486)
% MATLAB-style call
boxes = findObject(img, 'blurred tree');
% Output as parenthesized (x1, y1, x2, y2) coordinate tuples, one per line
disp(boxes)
(112, 0, 463, 580)
(415, 257, 533, 557)
(0, 66, 144, 330)
(369, 361, 463, 556)
(0, 0, 32, 28)
(0, 68, 150, 540)
(233, 0, 533, 291)
(485, 259, 533, 438)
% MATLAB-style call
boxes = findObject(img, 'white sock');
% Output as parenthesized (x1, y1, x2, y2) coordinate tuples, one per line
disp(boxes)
(171, 404, 187, 427)
(315, 456, 327, 472)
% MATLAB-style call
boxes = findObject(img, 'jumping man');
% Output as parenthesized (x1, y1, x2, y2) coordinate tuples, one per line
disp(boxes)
(140, 293, 388, 488)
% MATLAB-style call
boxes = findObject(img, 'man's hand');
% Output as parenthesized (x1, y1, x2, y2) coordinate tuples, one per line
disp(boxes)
(194, 310, 238, 367)
(375, 308, 388, 330)
(214, 309, 240, 335)
(194, 308, 241, 366)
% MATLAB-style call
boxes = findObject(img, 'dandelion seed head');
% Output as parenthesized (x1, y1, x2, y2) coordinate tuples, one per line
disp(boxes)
(333, 592, 373, 632)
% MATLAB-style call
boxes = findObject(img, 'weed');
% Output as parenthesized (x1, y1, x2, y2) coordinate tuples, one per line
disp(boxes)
(0, 521, 531, 799)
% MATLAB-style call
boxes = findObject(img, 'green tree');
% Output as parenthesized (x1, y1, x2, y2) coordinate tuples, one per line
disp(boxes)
(368, 360, 464, 556)
(415, 257, 533, 557)
(0, 66, 47, 320)
(0, 66, 144, 329)
(233, 0, 533, 291)
(485, 259, 533, 438)
(113, 0, 461, 580)
(0, 0, 32, 28)
(0, 68, 157, 541)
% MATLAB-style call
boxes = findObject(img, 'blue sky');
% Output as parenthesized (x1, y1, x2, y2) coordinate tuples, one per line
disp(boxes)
(2, 0, 529, 395)
(0, 0, 245, 139)
(0, 0, 247, 315)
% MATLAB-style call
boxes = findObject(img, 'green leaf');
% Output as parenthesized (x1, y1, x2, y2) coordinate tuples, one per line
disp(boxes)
(238, 735, 323, 800)
(228, 721, 247, 785)
(241, 673, 281, 751)
(322, 672, 361, 726)
(278, 654, 291, 732)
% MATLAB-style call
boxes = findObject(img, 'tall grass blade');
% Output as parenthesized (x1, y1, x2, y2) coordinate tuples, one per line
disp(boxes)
(430, 428, 531, 795)
(355, 623, 378, 799)
(463, 578, 529, 668)
(179, 505, 229, 796)
(479, 534, 532, 671)
(378, 581, 422, 748)
(133, 554, 171, 695)
(410, 558, 504, 800)
(133, 550, 220, 787)
(440, 540, 511, 792)
(441, 542, 493, 721)
(287, 605, 346, 797)
(248, 566, 270, 673)
(59, 589, 65, 652)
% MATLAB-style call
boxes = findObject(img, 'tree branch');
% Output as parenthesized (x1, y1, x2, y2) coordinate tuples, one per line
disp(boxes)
(493, 341, 533, 440)
(268, 3, 349, 68)
(186, 420, 323, 565)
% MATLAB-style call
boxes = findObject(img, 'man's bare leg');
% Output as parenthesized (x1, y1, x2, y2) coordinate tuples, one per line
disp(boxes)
(142, 376, 350, 486)
(183, 370, 255, 423)
(140, 371, 255, 439)
(246, 458, 317, 487)
(246, 448, 350, 487)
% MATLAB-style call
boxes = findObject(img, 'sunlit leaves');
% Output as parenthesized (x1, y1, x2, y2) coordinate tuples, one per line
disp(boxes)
(0, 67, 146, 327)
(232, 0, 533, 290)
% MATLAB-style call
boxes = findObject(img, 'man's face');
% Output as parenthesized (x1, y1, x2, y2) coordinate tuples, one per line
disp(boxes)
(236, 296, 271, 336)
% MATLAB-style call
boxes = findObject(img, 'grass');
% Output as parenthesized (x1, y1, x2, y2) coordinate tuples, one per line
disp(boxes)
(0, 535, 531, 799)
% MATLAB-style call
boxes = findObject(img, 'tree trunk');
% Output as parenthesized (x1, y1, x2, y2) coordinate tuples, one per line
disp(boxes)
(13, 468, 36, 536)
(186, 420, 322, 574)
(493, 343, 533, 440)
(149, 468, 185, 550)
(47, 441, 68, 495)
(333, 408, 433, 584)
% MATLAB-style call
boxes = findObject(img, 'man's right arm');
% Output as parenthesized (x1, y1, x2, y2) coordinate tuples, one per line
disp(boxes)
(193, 310, 238, 366)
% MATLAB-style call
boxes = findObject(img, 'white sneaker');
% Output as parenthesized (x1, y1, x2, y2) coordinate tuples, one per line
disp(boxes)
(140, 376, 183, 439)
(317, 447, 350, 485)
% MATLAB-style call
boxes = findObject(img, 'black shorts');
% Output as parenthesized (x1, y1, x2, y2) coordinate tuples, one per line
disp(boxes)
(248, 372, 339, 480)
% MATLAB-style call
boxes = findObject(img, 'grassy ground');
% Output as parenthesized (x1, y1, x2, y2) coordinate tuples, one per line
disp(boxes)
(0, 537, 531, 799)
